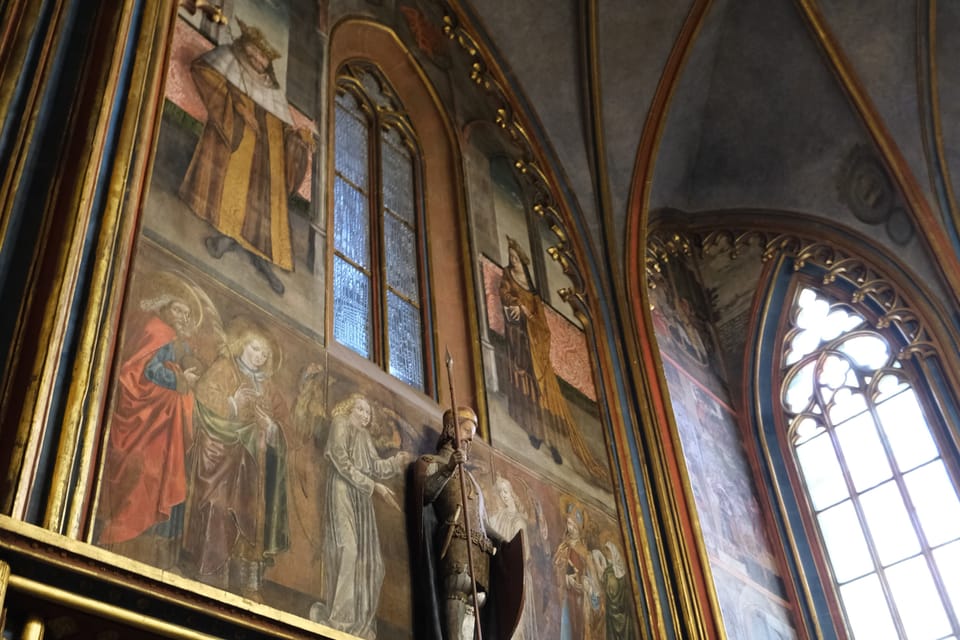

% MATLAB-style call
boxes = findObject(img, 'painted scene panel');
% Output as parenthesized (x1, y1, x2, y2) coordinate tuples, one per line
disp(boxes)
(89, 2, 640, 636)
(464, 133, 614, 506)
(147, 2, 324, 339)
(663, 359, 797, 639)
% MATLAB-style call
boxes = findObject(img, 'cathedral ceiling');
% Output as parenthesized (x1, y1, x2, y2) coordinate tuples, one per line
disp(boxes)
(462, 0, 955, 311)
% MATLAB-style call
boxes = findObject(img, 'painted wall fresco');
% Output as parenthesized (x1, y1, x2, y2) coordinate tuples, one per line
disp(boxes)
(464, 134, 613, 506)
(653, 254, 796, 639)
(147, 3, 324, 339)
(89, 3, 633, 638)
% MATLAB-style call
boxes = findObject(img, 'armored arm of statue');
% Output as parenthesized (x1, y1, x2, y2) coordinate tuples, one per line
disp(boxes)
(412, 406, 524, 640)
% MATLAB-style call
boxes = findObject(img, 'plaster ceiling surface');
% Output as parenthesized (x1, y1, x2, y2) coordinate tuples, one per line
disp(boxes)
(598, 0, 698, 273)
(816, 0, 938, 216)
(460, 0, 697, 280)
(462, 0, 948, 302)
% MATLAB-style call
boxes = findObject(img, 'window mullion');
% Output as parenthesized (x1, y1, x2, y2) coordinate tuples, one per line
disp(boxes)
(371, 118, 387, 369)
(816, 357, 911, 639)
(866, 389, 960, 636)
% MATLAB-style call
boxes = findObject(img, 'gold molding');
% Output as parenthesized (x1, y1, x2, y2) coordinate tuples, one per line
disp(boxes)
(622, 1, 724, 637)
(919, 1, 960, 250)
(648, 227, 941, 361)
(0, 0, 62, 268)
(439, 6, 592, 328)
(9, 575, 218, 640)
(0, 0, 70, 517)
(0, 559, 9, 616)
(19, 616, 44, 640)
(38, 1, 176, 536)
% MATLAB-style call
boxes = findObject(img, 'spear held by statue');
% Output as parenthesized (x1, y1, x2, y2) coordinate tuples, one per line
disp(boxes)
(445, 348, 484, 640)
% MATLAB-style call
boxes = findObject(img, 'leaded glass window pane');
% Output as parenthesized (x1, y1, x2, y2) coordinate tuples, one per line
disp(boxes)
(382, 128, 415, 224)
(886, 557, 952, 639)
(334, 176, 370, 267)
(876, 388, 939, 472)
(934, 542, 960, 614)
(904, 461, 960, 546)
(332, 66, 430, 394)
(784, 361, 816, 413)
(834, 412, 892, 492)
(335, 97, 369, 190)
(825, 386, 867, 425)
(333, 257, 371, 358)
(840, 574, 899, 640)
(782, 285, 960, 639)
(387, 291, 424, 390)
(860, 481, 920, 565)
(818, 500, 874, 583)
(796, 433, 848, 510)
(384, 211, 418, 302)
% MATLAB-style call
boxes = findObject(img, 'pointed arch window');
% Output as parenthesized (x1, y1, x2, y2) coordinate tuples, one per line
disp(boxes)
(331, 62, 431, 393)
(779, 283, 960, 639)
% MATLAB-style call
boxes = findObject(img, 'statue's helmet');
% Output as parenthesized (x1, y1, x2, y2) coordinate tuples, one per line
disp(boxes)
(443, 406, 478, 430)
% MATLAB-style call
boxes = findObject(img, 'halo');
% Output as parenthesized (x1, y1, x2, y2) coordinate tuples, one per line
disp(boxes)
(140, 271, 203, 333)
(224, 315, 282, 375)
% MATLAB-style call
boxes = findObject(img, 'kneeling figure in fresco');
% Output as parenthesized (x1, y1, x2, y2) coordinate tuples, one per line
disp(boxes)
(413, 406, 524, 640)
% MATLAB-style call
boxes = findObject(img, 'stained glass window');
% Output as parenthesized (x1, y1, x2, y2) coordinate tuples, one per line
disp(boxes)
(331, 64, 429, 393)
(780, 286, 960, 639)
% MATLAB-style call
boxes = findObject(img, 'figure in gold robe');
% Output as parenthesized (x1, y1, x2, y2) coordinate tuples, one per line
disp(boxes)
(179, 19, 312, 295)
(498, 237, 607, 482)
(181, 317, 289, 597)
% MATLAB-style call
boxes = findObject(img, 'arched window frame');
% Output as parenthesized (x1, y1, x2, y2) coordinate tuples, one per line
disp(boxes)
(751, 259, 960, 640)
(329, 59, 435, 395)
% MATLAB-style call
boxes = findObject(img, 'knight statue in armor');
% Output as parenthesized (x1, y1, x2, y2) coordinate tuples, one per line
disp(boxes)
(412, 406, 524, 640)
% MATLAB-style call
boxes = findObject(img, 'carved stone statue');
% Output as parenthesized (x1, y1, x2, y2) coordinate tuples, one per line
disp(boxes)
(412, 406, 524, 640)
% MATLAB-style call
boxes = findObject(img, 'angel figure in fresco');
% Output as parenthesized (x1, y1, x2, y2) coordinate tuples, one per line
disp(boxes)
(498, 237, 608, 481)
(309, 393, 412, 639)
(180, 316, 290, 598)
(179, 17, 313, 295)
(96, 271, 217, 565)
(487, 475, 550, 640)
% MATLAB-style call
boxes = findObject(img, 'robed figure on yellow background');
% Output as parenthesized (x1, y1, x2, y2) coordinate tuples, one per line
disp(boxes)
(179, 19, 312, 294)
(498, 237, 608, 483)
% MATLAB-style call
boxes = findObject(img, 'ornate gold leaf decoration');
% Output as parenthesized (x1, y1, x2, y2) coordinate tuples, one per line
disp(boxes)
(647, 229, 939, 359)
(439, 6, 591, 327)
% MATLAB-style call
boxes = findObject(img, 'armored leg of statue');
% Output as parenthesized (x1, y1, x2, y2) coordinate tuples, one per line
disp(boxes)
(446, 598, 476, 640)
(444, 567, 488, 640)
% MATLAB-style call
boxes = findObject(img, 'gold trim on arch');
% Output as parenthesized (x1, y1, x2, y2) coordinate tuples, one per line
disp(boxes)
(437, 3, 676, 637)
(919, 1, 960, 251)
(622, 0, 727, 638)
(648, 227, 943, 361)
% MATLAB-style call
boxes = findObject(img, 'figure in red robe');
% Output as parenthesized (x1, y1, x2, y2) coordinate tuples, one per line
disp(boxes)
(97, 293, 200, 546)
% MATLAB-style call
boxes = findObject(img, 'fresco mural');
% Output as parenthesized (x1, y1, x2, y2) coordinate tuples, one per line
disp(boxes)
(89, 4, 635, 637)
(465, 140, 613, 505)
(93, 241, 634, 637)
(662, 356, 796, 638)
(653, 249, 798, 640)
(147, 2, 324, 338)
(648, 250, 726, 396)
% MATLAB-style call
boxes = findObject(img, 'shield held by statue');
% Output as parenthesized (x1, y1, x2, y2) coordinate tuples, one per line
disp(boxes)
(492, 529, 524, 639)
